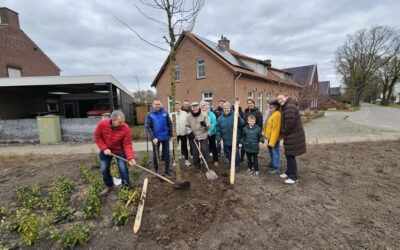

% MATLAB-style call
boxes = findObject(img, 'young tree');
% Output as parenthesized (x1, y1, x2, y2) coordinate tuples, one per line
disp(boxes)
(120, 0, 204, 181)
(334, 26, 400, 106)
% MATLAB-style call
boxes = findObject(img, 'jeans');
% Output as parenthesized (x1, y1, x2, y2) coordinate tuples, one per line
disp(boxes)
(246, 152, 259, 171)
(190, 138, 209, 169)
(224, 145, 240, 172)
(152, 140, 170, 174)
(285, 155, 298, 180)
(267, 141, 281, 170)
(99, 151, 131, 188)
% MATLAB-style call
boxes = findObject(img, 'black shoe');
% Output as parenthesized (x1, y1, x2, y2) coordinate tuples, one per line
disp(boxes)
(267, 163, 274, 169)
(165, 172, 172, 176)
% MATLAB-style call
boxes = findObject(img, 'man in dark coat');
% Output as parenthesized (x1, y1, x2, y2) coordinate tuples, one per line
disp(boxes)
(277, 95, 306, 184)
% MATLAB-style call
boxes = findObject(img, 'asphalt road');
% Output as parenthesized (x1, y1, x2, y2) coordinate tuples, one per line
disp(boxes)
(347, 103, 400, 132)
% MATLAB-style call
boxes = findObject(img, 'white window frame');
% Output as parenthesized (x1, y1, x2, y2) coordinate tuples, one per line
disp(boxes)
(258, 92, 263, 111)
(202, 92, 213, 106)
(174, 64, 180, 82)
(248, 91, 254, 99)
(167, 96, 172, 113)
(7, 67, 21, 78)
(196, 59, 205, 79)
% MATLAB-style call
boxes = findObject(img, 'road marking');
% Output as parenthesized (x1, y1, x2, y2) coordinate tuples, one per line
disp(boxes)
(362, 107, 370, 120)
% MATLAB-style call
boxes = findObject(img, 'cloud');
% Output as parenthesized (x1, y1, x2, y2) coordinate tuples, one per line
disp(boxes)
(2, 0, 400, 90)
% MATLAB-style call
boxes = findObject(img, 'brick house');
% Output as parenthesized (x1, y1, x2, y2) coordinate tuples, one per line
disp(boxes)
(318, 81, 342, 104)
(152, 32, 301, 114)
(0, 7, 60, 77)
(283, 64, 319, 110)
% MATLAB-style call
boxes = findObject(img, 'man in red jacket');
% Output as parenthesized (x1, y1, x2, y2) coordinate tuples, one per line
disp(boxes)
(95, 110, 136, 195)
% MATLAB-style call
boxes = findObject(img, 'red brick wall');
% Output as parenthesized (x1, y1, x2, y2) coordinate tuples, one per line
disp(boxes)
(155, 36, 300, 113)
(155, 36, 234, 110)
(0, 9, 60, 77)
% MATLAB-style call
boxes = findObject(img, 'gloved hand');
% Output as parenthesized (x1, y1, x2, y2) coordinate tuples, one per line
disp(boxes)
(200, 121, 207, 128)
(188, 132, 195, 140)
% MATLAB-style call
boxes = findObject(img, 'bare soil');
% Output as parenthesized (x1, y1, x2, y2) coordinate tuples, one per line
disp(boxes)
(1, 140, 399, 249)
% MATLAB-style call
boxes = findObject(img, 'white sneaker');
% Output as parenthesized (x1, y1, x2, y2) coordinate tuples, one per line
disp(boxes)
(184, 160, 191, 166)
(280, 173, 288, 179)
(284, 178, 298, 184)
(245, 169, 253, 175)
(253, 171, 259, 177)
(214, 162, 218, 167)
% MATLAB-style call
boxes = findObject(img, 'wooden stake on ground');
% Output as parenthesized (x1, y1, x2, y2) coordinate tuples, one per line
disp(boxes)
(230, 99, 240, 184)
(133, 178, 148, 234)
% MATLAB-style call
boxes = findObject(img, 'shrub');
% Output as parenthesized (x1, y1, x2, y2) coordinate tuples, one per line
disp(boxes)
(15, 185, 42, 209)
(118, 187, 139, 205)
(16, 208, 40, 245)
(47, 178, 74, 223)
(112, 205, 131, 226)
(51, 222, 91, 249)
(82, 187, 101, 219)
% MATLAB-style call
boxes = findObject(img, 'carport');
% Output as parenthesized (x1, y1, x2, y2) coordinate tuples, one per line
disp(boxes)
(0, 75, 134, 121)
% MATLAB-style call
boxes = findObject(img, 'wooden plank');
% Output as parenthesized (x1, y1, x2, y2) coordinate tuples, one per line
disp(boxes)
(133, 178, 148, 234)
(230, 99, 239, 184)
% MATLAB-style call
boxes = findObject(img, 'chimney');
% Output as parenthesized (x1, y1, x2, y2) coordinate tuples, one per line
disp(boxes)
(218, 35, 230, 50)
(263, 59, 272, 67)
(0, 8, 20, 29)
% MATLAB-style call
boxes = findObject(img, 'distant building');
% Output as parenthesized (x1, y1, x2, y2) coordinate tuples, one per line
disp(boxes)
(152, 32, 301, 114)
(318, 81, 342, 105)
(284, 64, 319, 110)
(0, 7, 60, 77)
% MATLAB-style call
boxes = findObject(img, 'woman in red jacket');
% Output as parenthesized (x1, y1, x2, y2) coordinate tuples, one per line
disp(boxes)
(95, 110, 136, 195)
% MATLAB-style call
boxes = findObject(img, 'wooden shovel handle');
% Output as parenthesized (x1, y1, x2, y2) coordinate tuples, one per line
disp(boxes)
(111, 153, 175, 185)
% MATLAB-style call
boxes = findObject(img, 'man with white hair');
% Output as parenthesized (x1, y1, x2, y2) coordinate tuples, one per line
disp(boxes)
(186, 101, 210, 171)
(95, 110, 136, 195)
(200, 101, 219, 167)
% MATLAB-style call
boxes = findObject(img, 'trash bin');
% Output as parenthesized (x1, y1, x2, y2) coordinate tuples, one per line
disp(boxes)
(37, 115, 62, 144)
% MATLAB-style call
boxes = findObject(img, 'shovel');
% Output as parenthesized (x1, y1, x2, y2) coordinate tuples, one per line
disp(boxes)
(111, 153, 190, 190)
(193, 141, 218, 180)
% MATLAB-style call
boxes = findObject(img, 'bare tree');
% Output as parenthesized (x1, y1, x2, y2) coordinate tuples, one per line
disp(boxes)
(334, 26, 400, 106)
(377, 55, 400, 106)
(120, 0, 204, 181)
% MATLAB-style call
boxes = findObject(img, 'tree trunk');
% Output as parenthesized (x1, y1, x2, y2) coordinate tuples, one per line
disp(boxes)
(166, 3, 181, 181)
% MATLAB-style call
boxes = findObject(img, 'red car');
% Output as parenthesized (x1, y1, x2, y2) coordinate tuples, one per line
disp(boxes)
(87, 103, 111, 117)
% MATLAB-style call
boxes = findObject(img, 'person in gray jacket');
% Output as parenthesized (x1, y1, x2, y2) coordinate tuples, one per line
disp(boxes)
(186, 102, 210, 171)
(170, 101, 191, 167)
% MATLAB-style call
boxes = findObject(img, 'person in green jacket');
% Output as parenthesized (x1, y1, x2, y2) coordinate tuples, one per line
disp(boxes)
(242, 115, 265, 176)
(216, 102, 245, 173)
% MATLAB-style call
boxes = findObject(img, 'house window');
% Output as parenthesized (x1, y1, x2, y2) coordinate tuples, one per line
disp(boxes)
(258, 93, 262, 111)
(47, 99, 59, 112)
(7, 67, 21, 78)
(202, 92, 213, 106)
(174, 64, 180, 82)
(196, 59, 205, 79)
(248, 91, 254, 99)
(167, 96, 172, 113)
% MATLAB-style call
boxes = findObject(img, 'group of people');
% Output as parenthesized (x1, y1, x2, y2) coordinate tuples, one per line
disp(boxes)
(93, 94, 306, 195)
(144, 94, 306, 184)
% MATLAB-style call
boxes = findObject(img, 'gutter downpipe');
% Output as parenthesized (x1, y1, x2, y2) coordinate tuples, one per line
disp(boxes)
(234, 73, 242, 99)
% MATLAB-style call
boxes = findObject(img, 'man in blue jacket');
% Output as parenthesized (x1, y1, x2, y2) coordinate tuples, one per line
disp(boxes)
(145, 99, 173, 176)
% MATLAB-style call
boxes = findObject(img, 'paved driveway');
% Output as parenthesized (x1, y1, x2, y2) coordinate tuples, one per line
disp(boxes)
(346, 103, 400, 131)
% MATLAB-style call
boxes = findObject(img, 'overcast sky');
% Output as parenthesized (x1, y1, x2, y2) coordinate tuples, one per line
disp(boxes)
(2, 0, 400, 90)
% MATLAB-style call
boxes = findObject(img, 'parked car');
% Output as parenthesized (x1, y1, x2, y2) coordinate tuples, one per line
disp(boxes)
(87, 103, 111, 117)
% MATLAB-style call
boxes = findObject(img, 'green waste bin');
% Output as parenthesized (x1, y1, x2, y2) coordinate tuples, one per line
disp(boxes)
(37, 115, 62, 144)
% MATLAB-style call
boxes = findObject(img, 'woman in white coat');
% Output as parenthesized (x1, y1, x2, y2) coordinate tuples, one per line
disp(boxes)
(170, 101, 191, 166)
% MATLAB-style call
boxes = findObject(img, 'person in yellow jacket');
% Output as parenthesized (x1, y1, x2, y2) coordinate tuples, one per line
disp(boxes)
(264, 100, 282, 174)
